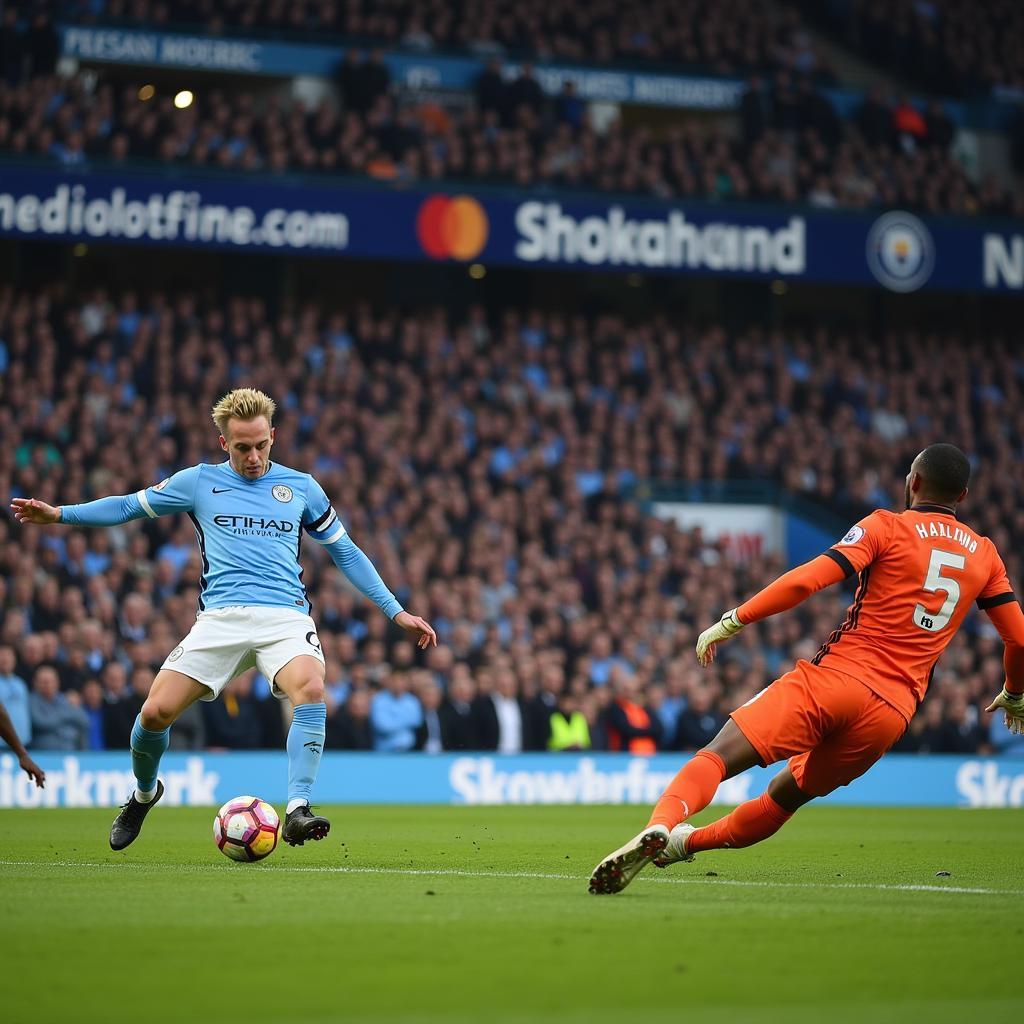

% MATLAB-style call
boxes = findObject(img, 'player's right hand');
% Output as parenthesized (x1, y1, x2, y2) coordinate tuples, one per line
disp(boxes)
(394, 610, 438, 649)
(695, 609, 744, 667)
(19, 753, 46, 788)
(985, 687, 1024, 735)
(10, 497, 60, 524)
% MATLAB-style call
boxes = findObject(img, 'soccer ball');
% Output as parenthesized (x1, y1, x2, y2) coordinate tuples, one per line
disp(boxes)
(213, 796, 281, 862)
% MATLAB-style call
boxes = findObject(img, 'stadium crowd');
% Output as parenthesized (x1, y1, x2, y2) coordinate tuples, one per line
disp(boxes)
(56, 0, 834, 80)
(55, 0, 1024, 93)
(0, 285, 1021, 758)
(800, 0, 1024, 96)
(1, 64, 1017, 217)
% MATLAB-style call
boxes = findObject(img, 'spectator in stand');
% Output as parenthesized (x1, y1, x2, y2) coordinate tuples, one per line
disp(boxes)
(414, 677, 445, 753)
(202, 673, 265, 749)
(475, 56, 506, 118)
(0, 9, 24, 87)
(894, 696, 948, 754)
(438, 673, 481, 751)
(604, 669, 661, 755)
(925, 99, 955, 152)
(505, 63, 545, 123)
(893, 94, 928, 153)
(937, 693, 990, 754)
(29, 665, 89, 750)
(328, 688, 375, 750)
(525, 664, 565, 751)
(856, 86, 893, 148)
(740, 76, 773, 145)
(476, 666, 527, 753)
(371, 671, 422, 751)
(26, 14, 59, 79)
(168, 698, 207, 751)
(80, 678, 106, 750)
(101, 661, 140, 749)
(672, 682, 727, 751)
(554, 81, 584, 130)
(547, 691, 590, 751)
(0, 644, 31, 751)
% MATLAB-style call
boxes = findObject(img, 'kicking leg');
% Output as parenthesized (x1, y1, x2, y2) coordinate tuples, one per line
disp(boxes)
(648, 719, 763, 830)
(657, 765, 813, 864)
(589, 720, 761, 894)
(273, 655, 330, 846)
(111, 669, 206, 851)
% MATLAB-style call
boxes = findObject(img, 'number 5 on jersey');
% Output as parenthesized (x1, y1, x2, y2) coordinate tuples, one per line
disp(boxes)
(914, 549, 966, 632)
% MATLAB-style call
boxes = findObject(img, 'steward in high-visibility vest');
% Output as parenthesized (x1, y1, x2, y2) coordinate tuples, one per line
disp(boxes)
(548, 699, 591, 751)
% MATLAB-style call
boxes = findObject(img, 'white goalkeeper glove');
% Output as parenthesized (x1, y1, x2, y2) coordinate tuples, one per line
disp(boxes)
(695, 609, 744, 667)
(985, 687, 1024, 736)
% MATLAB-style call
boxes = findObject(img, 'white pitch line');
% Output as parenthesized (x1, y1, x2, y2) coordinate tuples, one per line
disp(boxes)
(0, 859, 1019, 897)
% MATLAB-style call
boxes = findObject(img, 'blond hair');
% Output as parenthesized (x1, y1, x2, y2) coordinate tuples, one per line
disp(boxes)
(211, 387, 277, 437)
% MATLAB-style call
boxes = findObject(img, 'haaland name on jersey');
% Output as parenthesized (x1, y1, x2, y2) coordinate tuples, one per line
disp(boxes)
(913, 518, 979, 553)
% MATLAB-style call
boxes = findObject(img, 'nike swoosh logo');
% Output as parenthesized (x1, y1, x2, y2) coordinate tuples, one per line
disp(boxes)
(212, 487, 232, 493)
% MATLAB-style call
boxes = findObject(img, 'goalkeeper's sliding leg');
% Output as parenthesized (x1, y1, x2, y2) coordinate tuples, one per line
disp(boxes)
(652, 765, 811, 867)
(588, 720, 812, 895)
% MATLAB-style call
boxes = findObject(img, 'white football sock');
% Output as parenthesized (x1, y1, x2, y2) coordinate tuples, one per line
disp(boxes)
(286, 798, 309, 814)
(135, 786, 157, 803)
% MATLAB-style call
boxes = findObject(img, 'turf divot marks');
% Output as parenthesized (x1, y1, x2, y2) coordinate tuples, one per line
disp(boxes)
(0, 858, 1019, 897)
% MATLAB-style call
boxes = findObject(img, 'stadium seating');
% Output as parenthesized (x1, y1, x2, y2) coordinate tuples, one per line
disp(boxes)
(1, 285, 1017, 755)
(799, 0, 1024, 96)
(1, 68, 1017, 216)
(58, 0, 835, 79)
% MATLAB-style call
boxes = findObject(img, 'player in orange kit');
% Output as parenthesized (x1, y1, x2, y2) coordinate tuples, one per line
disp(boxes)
(590, 444, 1024, 894)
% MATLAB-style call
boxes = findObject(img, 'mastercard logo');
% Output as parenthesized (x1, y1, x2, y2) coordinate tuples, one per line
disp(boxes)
(416, 195, 489, 261)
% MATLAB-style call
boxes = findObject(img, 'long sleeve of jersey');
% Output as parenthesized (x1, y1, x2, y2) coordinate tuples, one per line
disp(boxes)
(976, 544, 1024, 695)
(984, 601, 1024, 695)
(61, 492, 147, 526)
(323, 534, 404, 620)
(301, 478, 403, 619)
(736, 553, 848, 625)
(61, 466, 200, 526)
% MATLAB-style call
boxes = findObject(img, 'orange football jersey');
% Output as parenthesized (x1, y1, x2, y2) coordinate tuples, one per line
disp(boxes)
(812, 503, 1014, 720)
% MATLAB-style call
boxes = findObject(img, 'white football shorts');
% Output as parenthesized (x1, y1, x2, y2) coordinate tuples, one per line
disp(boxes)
(160, 606, 325, 700)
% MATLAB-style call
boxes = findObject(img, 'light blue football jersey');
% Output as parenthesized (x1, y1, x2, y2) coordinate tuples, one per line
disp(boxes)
(63, 462, 343, 612)
(138, 461, 339, 611)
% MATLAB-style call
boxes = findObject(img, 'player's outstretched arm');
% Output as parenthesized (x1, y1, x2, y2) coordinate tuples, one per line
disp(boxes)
(12, 491, 156, 527)
(13, 469, 198, 528)
(981, 599, 1024, 735)
(0, 702, 45, 788)
(323, 533, 436, 648)
(695, 553, 848, 667)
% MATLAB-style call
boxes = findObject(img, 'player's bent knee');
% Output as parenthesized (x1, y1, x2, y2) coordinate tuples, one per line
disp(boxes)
(767, 769, 816, 813)
(140, 699, 174, 731)
(295, 676, 325, 705)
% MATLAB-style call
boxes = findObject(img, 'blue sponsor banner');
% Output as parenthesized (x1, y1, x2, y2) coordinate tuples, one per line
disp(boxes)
(2, 751, 1023, 809)
(1, 165, 1022, 292)
(60, 24, 1022, 129)
(58, 24, 745, 111)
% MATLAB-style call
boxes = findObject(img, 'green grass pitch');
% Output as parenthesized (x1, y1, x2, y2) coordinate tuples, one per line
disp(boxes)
(1, 804, 1021, 1024)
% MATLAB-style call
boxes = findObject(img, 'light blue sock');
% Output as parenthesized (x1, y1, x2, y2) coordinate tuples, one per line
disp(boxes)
(287, 703, 326, 808)
(131, 715, 169, 796)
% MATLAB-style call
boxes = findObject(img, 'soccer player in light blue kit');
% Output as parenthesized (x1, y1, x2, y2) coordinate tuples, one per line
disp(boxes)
(11, 387, 436, 849)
